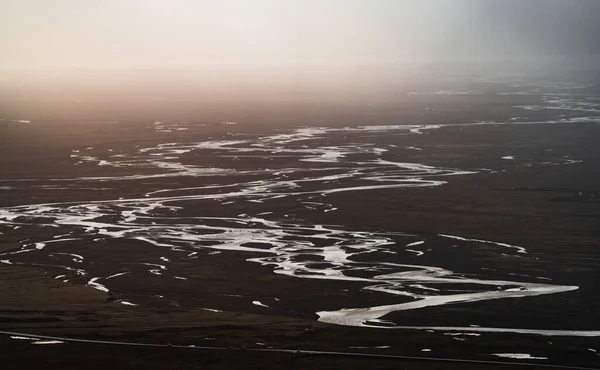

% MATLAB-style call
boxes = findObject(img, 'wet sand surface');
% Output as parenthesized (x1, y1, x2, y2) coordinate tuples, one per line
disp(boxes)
(1, 76, 600, 369)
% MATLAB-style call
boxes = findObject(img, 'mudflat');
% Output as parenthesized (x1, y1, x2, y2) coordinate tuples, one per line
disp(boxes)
(1, 76, 599, 369)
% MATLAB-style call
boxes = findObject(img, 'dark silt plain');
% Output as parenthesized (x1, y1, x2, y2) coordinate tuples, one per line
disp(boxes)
(1, 74, 600, 370)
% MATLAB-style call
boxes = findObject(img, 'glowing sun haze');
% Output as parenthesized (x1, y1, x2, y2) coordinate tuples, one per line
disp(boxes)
(2, 0, 598, 72)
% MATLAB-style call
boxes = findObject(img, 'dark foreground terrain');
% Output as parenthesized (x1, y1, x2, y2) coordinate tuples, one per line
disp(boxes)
(1, 75, 599, 369)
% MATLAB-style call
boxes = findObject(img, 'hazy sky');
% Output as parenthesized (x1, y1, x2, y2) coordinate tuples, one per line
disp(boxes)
(1, 0, 599, 71)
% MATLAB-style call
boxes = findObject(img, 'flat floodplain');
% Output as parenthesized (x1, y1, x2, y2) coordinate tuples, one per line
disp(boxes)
(1, 76, 600, 369)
